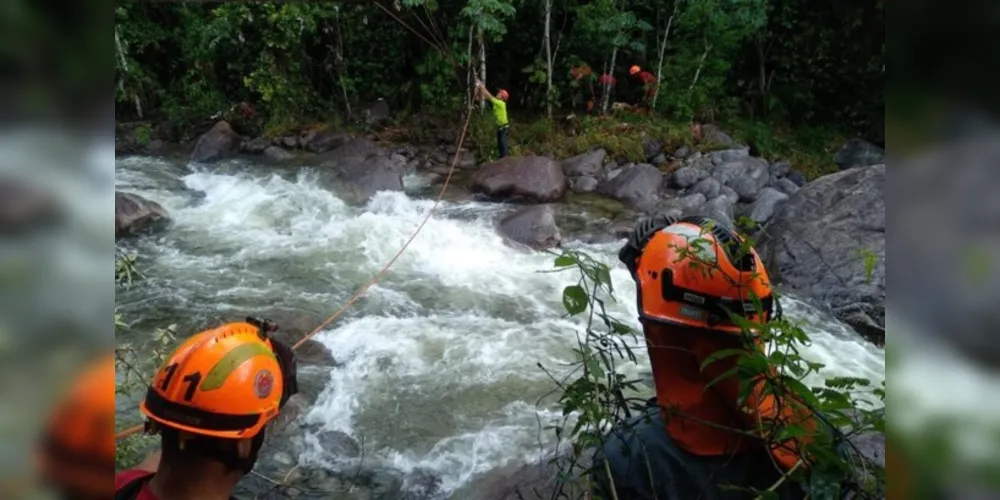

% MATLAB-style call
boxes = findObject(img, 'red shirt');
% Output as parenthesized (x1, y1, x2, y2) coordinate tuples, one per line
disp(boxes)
(115, 469, 157, 500)
(637, 71, 657, 85)
(598, 73, 617, 86)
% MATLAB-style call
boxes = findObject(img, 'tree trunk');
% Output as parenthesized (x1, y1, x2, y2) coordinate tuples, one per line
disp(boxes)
(478, 27, 487, 110)
(467, 24, 475, 110)
(544, 0, 553, 118)
(601, 46, 618, 114)
(688, 39, 713, 95)
(334, 10, 352, 119)
(651, 0, 679, 114)
(755, 36, 768, 117)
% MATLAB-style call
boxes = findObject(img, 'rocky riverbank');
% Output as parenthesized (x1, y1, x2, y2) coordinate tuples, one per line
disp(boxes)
(115, 118, 886, 499)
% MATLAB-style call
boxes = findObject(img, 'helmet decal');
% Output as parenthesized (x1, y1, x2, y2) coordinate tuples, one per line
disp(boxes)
(254, 370, 275, 400)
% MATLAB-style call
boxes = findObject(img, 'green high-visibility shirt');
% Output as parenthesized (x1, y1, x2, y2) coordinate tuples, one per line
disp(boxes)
(489, 97, 508, 127)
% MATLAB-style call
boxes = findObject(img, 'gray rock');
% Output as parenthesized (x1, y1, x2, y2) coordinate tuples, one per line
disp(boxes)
(671, 166, 708, 188)
(696, 195, 735, 229)
(749, 187, 789, 223)
(709, 148, 751, 166)
(643, 137, 662, 161)
(115, 191, 169, 239)
(323, 138, 405, 203)
(675, 193, 707, 211)
(650, 153, 667, 165)
(242, 136, 271, 154)
(721, 186, 739, 205)
(690, 177, 722, 199)
(770, 160, 792, 178)
(757, 164, 885, 344)
(304, 129, 350, 153)
(834, 138, 884, 171)
(470, 155, 567, 202)
(673, 146, 692, 159)
(561, 149, 606, 178)
(786, 170, 806, 187)
(597, 163, 664, 206)
(280, 136, 298, 149)
(263, 145, 293, 161)
(497, 204, 563, 250)
(365, 98, 391, 125)
(570, 176, 599, 194)
(728, 175, 764, 202)
(772, 177, 800, 196)
(190, 121, 242, 163)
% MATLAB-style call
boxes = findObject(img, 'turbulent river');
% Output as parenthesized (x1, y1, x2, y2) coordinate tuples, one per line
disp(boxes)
(115, 154, 885, 498)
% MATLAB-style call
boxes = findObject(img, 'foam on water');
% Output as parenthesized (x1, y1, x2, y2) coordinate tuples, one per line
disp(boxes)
(115, 155, 886, 494)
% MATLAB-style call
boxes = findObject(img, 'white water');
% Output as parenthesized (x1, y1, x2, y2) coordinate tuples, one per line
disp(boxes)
(114, 155, 885, 495)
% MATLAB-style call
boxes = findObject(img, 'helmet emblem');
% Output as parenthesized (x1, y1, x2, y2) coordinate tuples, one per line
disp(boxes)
(254, 370, 275, 399)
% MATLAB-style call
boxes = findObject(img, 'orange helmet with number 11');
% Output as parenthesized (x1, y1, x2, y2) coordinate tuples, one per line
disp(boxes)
(139, 321, 284, 439)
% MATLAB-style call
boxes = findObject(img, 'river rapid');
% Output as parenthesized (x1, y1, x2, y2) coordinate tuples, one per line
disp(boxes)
(114, 153, 885, 498)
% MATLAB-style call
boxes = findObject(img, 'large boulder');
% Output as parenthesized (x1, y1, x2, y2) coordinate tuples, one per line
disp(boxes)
(561, 149, 606, 178)
(757, 164, 885, 343)
(497, 204, 562, 250)
(190, 121, 242, 163)
(115, 191, 169, 238)
(470, 155, 567, 202)
(834, 138, 884, 171)
(303, 129, 351, 154)
(322, 138, 405, 203)
(597, 163, 663, 208)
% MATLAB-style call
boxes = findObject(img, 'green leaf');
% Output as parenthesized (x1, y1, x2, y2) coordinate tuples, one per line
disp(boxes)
(700, 348, 746, 371)
(562, 285, 589, 315)
(554, 254, 576, 268)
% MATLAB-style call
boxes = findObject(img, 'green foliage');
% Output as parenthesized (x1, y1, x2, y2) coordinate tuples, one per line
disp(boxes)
(540, 224, 885, 499)
(114, 0, 882, 140)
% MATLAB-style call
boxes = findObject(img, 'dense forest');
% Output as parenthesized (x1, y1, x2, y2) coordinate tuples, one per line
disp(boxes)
(114, 0, 883, 142)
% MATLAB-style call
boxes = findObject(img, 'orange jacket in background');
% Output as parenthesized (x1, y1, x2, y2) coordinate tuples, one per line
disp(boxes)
(643, 321, 817, 471)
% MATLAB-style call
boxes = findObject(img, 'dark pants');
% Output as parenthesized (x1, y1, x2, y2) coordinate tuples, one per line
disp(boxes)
(496, 125, 509, 158)
(591, 405, 806, 500)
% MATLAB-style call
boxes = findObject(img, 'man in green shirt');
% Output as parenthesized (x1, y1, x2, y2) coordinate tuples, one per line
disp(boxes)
(475, 80, 510, 158)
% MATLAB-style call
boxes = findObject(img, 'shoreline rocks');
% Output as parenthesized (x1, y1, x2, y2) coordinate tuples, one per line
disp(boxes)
(115, 191, 170, 239)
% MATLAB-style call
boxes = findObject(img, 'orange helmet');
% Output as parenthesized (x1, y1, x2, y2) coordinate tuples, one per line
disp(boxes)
(497, 89, 509, 101)
(629, 65, 641, 76)
(624, 215, 777, 333)
(139, 321, 285, 439)
(37, 353, 115, 497)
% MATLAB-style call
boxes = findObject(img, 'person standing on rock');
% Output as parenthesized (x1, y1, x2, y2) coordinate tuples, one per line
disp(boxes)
(591, 215, 816, 500)
(114, 318, 299, 500)
(475, 80, 511, 159)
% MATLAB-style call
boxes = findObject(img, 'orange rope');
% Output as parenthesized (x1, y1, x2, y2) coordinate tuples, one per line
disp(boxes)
(115, 110, 475, 441)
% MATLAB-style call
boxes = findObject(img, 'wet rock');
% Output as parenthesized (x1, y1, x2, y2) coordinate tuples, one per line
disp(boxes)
(115, 191, 169, 239)
(310, 430, 362, 459)
(561, 149, 606, 178)
(263, 146, 294, 161)
(190, 120, 242, 163)
(0, 177, 64, 234)
(304, 130, 351, 154)
(597, 163, 663, 207)
(786, 170, 807, 187)
(457, 150, 477, 169)
(757, 164, 885, 343)
(834, 138, 884, 171)
(772, 177, 800, 196)
(470, 155, 567, 203)
(498, 204, 562, 250)
(570, 176, 599, 194)
(242, 137, 271, 154)
(670, 166, 707, 188)
(690, 177, 721, 199)
(749, 187, 789, 224)
(769, 160, 792, 178)
(456, 451, 593, 500)
(323, 138, 405, 203)
(401, 468, 443, 500)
